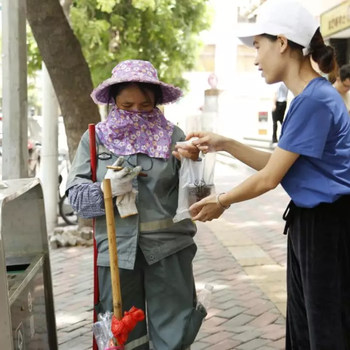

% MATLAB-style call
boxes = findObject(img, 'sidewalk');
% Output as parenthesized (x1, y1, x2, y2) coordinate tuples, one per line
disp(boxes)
(52, 162, 289, 350)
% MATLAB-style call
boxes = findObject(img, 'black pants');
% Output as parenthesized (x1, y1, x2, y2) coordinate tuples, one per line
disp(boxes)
(272, 101, 287, 143)
(283, 197, 350, 350)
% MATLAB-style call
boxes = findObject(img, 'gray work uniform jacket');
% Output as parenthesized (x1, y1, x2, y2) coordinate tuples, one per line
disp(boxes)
(66, 126, 197, 270)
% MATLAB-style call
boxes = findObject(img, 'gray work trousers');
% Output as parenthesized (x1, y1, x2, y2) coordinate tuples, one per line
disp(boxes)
(98, 244, 206, 350)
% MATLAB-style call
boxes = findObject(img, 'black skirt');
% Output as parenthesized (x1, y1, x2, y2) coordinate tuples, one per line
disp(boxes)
(283, 196, 350, 350)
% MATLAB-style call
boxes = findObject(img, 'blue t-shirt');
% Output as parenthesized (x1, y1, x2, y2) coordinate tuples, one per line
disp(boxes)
(278, 77, 350, 208)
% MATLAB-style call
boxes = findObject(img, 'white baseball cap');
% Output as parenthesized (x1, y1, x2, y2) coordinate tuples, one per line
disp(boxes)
(237, 0, 319, 51)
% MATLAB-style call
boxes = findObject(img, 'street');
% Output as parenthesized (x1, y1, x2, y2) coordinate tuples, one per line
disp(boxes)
(52, 160, 289, 350)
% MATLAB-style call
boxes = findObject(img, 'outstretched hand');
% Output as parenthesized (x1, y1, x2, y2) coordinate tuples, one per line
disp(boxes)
(189, 194, 224, 222)
(186, 132, 228, 153)
(173, 131, 228, 160)
(173, 143, 200, 161)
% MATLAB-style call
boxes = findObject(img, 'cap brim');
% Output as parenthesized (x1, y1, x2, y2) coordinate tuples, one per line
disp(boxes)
(237, 23, 265, 47)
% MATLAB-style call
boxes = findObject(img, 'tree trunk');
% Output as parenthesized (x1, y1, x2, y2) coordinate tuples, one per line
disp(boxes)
(27, 0, 99, 229)
(60, 0, 93, 230)
(26, 0, 100, 161)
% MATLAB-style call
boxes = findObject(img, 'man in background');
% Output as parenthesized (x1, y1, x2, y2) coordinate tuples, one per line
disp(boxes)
(272, 82, 288, 144)
(333, 64, 350, 113)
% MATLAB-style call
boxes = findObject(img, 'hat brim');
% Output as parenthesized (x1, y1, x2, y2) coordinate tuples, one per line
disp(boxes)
(91, 76, 183, 105)
(237, 23, 266, 47)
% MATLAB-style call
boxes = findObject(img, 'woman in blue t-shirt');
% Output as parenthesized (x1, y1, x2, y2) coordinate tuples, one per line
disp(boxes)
(175, 0, 350, 349)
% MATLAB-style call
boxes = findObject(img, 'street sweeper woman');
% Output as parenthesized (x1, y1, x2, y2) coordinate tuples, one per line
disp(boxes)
(66, 60, 205, 350)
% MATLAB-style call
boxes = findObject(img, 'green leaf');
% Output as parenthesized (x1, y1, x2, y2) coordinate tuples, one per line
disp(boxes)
(96, 0, 117, 13)
(132, 0, 155, 11)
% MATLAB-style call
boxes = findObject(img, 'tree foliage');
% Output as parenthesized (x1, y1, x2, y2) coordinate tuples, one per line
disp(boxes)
(27, 30, 42, 77)
(28, 0, 212, 90)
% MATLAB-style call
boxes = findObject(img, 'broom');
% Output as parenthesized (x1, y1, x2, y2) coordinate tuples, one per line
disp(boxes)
(103, 178, 145, 348)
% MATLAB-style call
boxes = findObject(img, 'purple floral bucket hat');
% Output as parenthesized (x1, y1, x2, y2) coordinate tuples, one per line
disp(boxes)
(91, 60, 183, 105)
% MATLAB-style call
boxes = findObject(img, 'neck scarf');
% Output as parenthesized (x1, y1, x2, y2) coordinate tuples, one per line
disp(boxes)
(95, 107, 174, 159)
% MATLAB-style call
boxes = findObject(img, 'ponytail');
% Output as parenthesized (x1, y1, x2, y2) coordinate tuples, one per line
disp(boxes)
(309, 28, 338, 76)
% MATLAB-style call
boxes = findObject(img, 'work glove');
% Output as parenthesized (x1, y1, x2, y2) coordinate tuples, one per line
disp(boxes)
(100, 157, 141, 197)
(116, 188, 138, 218)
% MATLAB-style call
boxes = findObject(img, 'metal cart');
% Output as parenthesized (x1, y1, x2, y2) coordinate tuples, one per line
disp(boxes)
(0, 178, 58, 350)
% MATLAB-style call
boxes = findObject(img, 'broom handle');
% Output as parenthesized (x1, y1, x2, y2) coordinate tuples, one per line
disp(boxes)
(89, 124, 99, 350)
(103, 179, 123, 320)
(89, 124, 97, 182)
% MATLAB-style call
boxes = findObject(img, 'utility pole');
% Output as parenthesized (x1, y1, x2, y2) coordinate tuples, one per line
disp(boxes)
(2, 0, 28, 180)
(41, 64, 59, 234)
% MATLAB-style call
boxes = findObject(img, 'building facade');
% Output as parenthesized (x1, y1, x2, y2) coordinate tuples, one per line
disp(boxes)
(167, 0, 350, 142)
(319, 0, 350, 68)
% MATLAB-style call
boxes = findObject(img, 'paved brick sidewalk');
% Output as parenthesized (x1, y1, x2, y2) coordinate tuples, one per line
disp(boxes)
(216, 159, 289, 267)
(52, 247, 94, 350)
(191, 223, 286, 350)
(51, 162, 289, 350)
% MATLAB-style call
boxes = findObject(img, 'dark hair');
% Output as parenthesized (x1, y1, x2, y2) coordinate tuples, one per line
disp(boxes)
(262, 29, 338, 76)
(339, 64, 350, 82)
(107, 82, 163, 107)
(309, 29, 337, 75)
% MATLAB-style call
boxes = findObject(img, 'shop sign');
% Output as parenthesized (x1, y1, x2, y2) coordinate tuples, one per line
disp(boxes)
(321, 0, 350, 38)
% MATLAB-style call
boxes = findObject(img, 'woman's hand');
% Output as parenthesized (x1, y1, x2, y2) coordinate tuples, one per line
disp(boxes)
(173, 143, 200, 161)
(189, 194, 225, 222)
(101, 157, 141, 197)
(185, 132, 229, 153)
